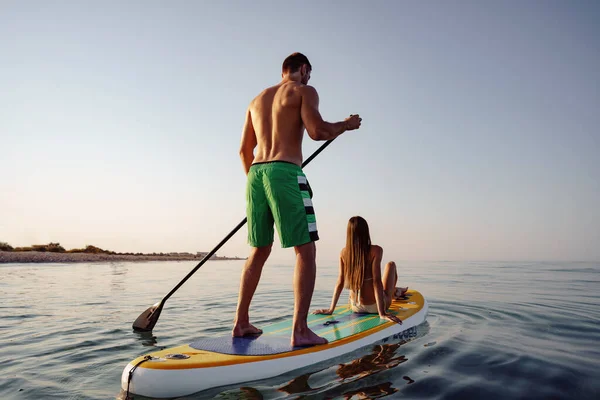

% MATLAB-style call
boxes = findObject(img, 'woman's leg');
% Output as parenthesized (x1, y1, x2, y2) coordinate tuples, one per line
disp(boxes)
(382, 261, 397, 308)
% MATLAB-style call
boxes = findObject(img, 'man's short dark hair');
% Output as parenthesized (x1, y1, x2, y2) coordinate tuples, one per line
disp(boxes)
(282, 52, 312, 73)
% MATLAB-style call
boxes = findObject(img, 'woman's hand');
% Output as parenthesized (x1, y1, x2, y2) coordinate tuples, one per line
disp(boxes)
(313, 308, 334, 315)
(380, 313, 403, 325)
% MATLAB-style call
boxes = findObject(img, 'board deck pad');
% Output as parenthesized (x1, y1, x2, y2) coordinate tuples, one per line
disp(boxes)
(189, 295, 413, 356)
(189, 335, 296, 355)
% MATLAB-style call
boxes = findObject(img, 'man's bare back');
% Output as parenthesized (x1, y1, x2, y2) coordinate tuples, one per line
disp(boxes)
(249, 81, 306, 166)
(239, 63, 361, 174)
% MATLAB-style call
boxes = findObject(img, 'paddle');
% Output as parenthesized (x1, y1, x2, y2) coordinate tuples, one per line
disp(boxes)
(132, 138, 336, 332)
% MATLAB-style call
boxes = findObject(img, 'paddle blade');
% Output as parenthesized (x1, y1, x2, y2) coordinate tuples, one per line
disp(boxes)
(132, 301, 164, 332)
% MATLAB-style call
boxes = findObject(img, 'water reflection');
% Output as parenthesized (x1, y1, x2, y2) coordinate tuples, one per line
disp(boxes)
(238, 387, 264, 399)
(336, 342, 408, 381)
(132, 330, 158, 347)
(341, 381, 398, 399)
(278, 372, 315, 394)
(277, 338, 412, 398)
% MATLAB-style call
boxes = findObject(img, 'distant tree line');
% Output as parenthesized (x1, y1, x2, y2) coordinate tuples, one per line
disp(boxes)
(0, 242, 243, 259)
(0, 242, 117, 254)
(0, 242, 155, 255)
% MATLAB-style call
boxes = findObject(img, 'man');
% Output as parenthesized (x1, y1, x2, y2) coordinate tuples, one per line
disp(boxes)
(234, 52, 362, 346)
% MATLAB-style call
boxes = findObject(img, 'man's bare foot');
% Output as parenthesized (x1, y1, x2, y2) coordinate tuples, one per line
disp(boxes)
(394, 287, 409, 299)
(232, 323, 263, 337)
(291, 328, 328, 347)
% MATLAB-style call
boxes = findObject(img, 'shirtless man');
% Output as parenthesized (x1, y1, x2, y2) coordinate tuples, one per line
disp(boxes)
(233, 52, 362, 346)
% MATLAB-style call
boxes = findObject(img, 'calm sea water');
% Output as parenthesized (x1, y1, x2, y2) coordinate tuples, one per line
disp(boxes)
(1, 259, 599, 399)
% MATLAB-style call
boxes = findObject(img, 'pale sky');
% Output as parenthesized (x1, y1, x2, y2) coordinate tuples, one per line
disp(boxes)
(1, 1, 599, 263)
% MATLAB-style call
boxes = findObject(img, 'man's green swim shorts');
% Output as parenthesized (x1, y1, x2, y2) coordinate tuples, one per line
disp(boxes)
(246, 161, 319, 248)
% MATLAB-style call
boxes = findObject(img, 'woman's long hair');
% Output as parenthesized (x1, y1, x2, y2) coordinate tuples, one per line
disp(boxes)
(343, 216, 372, 292)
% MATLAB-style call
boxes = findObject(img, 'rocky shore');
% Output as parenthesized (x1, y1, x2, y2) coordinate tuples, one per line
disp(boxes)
(0, 251, 245, 264)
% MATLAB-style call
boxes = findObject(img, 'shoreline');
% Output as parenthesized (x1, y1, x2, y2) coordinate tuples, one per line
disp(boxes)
(0, 251, 246, 264)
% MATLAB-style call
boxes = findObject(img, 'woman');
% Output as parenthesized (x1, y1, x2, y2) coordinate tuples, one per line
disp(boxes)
(313, 216, 407, 324)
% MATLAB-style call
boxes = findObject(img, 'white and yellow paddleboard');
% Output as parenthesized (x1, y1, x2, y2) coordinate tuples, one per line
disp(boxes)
(121, 289, 428, 398)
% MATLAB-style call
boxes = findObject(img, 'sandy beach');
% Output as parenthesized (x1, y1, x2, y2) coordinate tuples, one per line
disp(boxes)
(0, 251, 244, 264)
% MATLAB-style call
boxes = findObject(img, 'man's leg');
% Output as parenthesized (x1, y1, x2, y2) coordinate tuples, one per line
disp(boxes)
(291, 241, 328, 346)
(232, 244, 272, 337)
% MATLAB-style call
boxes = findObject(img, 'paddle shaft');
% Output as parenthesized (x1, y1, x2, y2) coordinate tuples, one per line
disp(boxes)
(161, 138, 336, 303)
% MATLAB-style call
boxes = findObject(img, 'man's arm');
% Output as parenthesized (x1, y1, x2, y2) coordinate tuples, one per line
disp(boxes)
(239, 108, 257, 175)
(300, 86, 361, 141)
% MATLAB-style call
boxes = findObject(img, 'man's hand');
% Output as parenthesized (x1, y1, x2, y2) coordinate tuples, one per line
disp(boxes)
(380, 313, 403, 325)
(344, 114, 362, 131)
(313, 308, 334, 315)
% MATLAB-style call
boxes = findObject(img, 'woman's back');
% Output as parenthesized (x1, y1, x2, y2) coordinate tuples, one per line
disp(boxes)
(343, 244, 383, 306)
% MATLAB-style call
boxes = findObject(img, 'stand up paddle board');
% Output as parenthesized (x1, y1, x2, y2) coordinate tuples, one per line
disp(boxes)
(121, 289, 428, 399)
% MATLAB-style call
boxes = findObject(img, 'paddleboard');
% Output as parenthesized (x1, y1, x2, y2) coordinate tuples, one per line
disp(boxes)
(121, 289, 428, 399)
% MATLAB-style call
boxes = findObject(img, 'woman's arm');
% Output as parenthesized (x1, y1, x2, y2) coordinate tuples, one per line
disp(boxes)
(314, 250, 345, 315)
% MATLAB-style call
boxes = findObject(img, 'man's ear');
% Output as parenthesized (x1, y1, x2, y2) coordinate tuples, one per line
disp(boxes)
(301, 64, 307, 75)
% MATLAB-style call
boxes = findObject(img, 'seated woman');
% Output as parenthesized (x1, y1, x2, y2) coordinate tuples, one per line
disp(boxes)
(313, 216, 407, 323)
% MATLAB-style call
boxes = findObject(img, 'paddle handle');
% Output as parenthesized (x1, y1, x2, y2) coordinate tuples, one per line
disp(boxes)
(162, 138, 336, 302)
